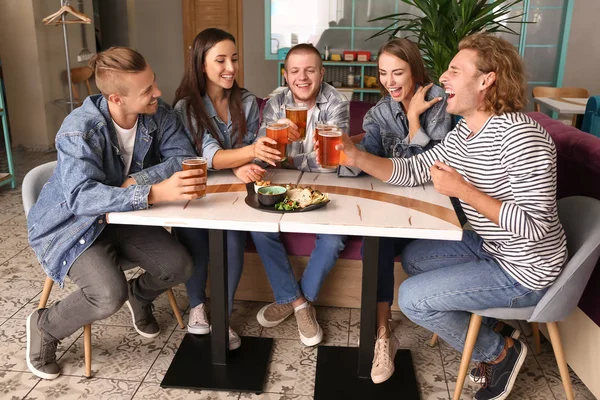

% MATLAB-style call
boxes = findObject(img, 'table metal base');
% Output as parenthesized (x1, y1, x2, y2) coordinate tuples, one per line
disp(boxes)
(314, 346, 420, 400)
(161, 333, 273, 393)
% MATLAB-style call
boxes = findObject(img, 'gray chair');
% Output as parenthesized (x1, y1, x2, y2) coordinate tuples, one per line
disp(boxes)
(22, 161, 185, 378)
(451, 196, 600, 400)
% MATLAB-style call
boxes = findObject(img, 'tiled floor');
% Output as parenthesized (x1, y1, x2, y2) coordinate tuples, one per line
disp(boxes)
(0, 149, 597, 400)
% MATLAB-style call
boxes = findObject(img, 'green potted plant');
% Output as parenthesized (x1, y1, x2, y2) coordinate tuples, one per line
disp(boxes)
(369, 0, 527, 82)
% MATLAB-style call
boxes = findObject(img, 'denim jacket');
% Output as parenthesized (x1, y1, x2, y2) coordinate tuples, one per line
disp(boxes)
(258, 83, 349, 172)
(27, 94, 196, 286)
(339, 84, 451, 176)
(174, 89, 259, 168)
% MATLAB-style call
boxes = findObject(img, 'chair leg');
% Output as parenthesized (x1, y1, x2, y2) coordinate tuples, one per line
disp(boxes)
(38, 277, 54, 309)
(571, 114, 578, 127)
(531, 322, 542, 355)
(167, 289, 185, 329)
(453, 314, 483, 400)
(83, 324, 92, 378)
(547, 322, 575, 400)
(430, 333, 439, 347)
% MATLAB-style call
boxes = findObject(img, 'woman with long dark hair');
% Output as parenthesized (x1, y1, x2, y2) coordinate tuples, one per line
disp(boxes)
(333, 37, 453, 383)
(172, 28, 280, 350)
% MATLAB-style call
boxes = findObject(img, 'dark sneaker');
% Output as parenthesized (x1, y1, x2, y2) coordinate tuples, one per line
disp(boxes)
(126, 281, 160, 338)
(473, 339, 528, 400)
(26, 309, 60, 380)
(470, 323, 521, 383)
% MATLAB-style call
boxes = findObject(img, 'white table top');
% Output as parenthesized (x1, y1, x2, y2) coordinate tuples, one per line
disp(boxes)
(534, 97, 588, 114)
(107, 170, 462, 241)
(106, 169, 301, 233)
(279, 172, 462, 240)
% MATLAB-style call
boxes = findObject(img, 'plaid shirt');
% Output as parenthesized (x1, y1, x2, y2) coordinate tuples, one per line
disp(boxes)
(258, 83, 349, 172)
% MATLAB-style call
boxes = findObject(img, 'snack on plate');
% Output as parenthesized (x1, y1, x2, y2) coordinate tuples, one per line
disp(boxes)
(274, 186, 329, 210)
(254, 180, 272, 193)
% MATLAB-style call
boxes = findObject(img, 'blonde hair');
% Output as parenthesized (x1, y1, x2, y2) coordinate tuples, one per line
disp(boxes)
(459, 33, 527, 115)
(88, 47, 147, 97)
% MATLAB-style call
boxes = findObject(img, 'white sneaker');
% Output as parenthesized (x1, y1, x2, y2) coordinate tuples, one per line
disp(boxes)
(228, 327, 241, 350)
(371, 326, 398, 384)
(294, 303, 323, 347)
(187, 303, 210, 335)
(209, 325, 242, 350)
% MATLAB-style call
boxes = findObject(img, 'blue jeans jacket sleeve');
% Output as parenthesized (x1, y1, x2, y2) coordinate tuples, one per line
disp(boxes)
(56, 133, 152, 215)
(129, 109, 196, 184)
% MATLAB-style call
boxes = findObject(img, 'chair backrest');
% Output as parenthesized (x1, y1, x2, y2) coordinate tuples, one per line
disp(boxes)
(22, 161, 57, 217)
(70, 66, 93, 104)
(581, 96, 600, 138)
(530, 196, 600, 322)
(532, 86, 589, 112)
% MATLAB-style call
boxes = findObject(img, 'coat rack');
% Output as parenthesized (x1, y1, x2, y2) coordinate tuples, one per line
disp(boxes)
(43, 0, 91, 113)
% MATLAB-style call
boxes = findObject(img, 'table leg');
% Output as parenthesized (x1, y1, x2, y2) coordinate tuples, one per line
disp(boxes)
(160, 229, 273, 393)
(209, 229, 229, 365)
(313, 236, 419, 400)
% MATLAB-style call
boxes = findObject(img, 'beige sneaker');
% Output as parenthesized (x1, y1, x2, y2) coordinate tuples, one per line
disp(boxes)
(257, 302, 294, 328)
(295, 303, 323, 346)
(371, 326, 398, 384)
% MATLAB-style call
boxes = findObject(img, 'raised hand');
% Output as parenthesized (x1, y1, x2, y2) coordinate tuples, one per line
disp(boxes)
(148, 169, 206, 203)
(253, 136, 282, 166)
(335, 134, 362, 167)
(407, 83, 443, 120)
(277, 118, 300, 142)
(233, 163, 266, 183)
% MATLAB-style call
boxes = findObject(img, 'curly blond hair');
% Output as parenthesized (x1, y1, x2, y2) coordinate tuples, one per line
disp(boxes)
(459, 34, 527, 115)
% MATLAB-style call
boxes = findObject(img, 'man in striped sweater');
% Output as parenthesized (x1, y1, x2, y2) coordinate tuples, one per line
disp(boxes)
(338, 34, 567, 400)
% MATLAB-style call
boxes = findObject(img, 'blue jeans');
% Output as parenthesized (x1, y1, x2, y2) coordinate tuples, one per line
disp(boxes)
(398, 230, 547, 362)
(364, 237, 413, 304)
(250, 232, 347, 303)
(172, 228, 246, 314)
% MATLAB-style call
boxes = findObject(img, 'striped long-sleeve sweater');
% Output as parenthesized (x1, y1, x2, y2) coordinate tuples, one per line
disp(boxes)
(387, 112, 567, 290)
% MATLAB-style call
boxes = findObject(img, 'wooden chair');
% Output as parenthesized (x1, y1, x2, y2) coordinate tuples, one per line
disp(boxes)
(533, 86, 589, 127)
(23, 161, 185, 378)
(70, 66, 94, 105)
(451, 197, 600, 400)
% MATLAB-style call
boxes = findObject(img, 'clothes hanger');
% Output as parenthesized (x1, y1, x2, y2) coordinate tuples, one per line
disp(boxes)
(42, 2, 91, 26)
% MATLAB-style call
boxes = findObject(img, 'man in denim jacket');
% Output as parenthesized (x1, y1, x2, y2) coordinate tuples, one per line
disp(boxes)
(26, 48, 204, 380)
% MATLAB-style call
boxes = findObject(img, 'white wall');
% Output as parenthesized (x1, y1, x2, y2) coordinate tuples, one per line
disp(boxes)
(562, 0, 600, 95)
(243, 0, 278, 98)
(128, 0, 185, 105)
(0, 0, 96, 150)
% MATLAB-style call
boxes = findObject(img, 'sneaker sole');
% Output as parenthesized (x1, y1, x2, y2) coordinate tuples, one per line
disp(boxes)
(256, 304, 293, 328)
(482, 341, 528, 400)
(299, 325, 323, 347)
(126, 301, 160, 339)
(468, 330, 521, 384)
(371, 367, 394, 384)
(187, 325, 210, 335)
(26, 312, 60, 380)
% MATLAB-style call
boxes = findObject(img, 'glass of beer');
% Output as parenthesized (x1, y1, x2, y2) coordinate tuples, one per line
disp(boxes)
(266, 122, 289, 162)
(318, 129, 343, 169)
(285, 103, 308, 141)
(315, 122, 337, 137)
(182, 157, 207, 198)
